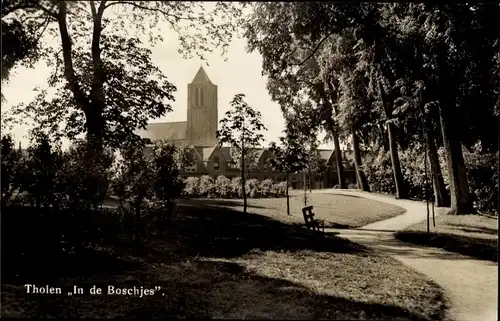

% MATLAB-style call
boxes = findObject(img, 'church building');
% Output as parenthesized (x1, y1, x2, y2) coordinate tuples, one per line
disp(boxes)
(138, 67, 355, 188)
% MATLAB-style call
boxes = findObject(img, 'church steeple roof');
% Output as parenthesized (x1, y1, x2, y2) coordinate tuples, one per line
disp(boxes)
(191, 66, 212, 84)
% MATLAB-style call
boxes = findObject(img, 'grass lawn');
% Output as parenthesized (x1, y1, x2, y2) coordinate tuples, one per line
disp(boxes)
(2, 203, 445, 319)
(395, 214, 498, 262)
(180, 191, 406, 229)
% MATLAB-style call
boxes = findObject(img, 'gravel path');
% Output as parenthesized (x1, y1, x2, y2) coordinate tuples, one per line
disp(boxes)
(318, 189, 498, 321)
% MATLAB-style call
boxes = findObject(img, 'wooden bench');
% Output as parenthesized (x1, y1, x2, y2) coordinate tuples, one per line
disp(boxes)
(302, 206, 325, 233)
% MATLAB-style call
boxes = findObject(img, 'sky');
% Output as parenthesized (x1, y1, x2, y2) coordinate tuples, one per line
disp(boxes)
(1, 4, 335, 150)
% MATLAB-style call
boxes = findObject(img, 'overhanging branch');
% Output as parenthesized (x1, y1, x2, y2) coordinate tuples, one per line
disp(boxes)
(293, 31, 335, 67)
(103, 1, 195, 22)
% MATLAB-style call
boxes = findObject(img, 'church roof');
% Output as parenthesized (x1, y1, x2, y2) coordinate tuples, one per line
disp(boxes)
(200, 146, 217, 161)
(136, 121, 188, 142)
(191, 66, 212, 84)
(216, 146, 267, 164)
(318, 149, 334, 161)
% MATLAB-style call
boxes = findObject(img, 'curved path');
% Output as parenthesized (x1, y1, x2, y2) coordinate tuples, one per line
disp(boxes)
(317, 189, 498, 321)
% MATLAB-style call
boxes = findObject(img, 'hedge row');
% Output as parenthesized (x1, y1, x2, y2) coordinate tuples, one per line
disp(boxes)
(362, 145, 498, 214)
(182, 176, 288, 198)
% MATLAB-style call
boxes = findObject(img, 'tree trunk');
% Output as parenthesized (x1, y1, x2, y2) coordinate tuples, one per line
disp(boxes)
(58, 1, 107, 153)
(351, 126, 370, 192)
(426, 132, 449, 207)
(286, 173, 290, 215)
(380, 123, 390, 152)
(378, 80, 408, 199)
(307, 169, 312, 193)
(303, 170, 307, 206)
(241, 150, 247, 214)
(387, 121, 408, 199)
(438, 97, 474, 214)
(333, 134, 346, 189)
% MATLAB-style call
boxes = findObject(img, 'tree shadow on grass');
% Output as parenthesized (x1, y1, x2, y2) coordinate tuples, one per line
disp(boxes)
(445, 223, 498, 236)
(323, 193, 364, 199)
(394, 230, 498, 262)
(2, 259, 439, 320)
(2, 203, 368, 286)
(166, 204, 368, 259)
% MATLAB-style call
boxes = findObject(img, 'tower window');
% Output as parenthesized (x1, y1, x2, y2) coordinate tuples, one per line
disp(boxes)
(200, 87, 205, 106)
(195, 87, 205, 107)
(213, 156, 220, 171)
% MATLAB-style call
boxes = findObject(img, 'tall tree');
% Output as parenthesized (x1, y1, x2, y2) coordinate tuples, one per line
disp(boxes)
(1, 0, 44, 102)
(386, 3, 498, 213)
(269, 126, 309, 215)
(4, 0, 242, 151)
(216, 94, 267, 214)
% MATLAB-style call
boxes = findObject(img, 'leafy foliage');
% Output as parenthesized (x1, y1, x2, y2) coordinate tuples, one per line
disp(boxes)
(149, 141, 185, 220)
(180, 175, 287, 199)
(245, 178, 260, 198)
(198, 175, 216, 198)
(269, 126, 309, 177)
(215, 175, 232, 198)
(230, 176, 243, 198)
(463, 147, 499, 215)
(20, 131, 65, 209)
(4, 1, 243, 148)
(245, 2, 498, 213)
(182, 176, 200, 198)
(216, 93, 267, 213)
(0, 135, 23, 206)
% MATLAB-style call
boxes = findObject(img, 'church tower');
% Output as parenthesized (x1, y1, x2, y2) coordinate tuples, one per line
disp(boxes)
(187, 67, 218, 146)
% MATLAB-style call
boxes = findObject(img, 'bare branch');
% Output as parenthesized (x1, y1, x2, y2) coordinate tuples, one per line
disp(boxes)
(35, 2, 58, 19)
(294, 31, 335, 67)
(103, 1, 195, 21)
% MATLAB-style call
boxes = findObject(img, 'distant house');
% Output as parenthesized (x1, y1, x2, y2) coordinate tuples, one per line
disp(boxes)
(138, 67, 356, 188)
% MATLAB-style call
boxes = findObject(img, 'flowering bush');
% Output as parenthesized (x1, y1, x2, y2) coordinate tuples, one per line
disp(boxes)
(215, 175, 232, 198)
(181, 175, 287, 198)
(245, 178, 260, 198)
(198, 175, 216, 198)
(463, 146, 498, 214)
(273, 181, 288, 197)
(183, 177, 200, 198)
(362, 150, 395, 195)
(231, 176, 243, 198)
(260, 178, 274, 196)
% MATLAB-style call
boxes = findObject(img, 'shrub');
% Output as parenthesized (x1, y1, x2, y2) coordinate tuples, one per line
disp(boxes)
(399, 147, 429, 200)
(20, 132, 66, 210)
(245, 178, 260, 198)
(1, 135, 24, 207)
(260, 178, 274, 197)
(150, 142, 185, 220)
(199, 175, 216, 198)
(215, 175, 232, 198)
(362, 150, 396, 195)
(231, 177, 243, 198)
(59, 141, 115, 212)
(274, 181, 288, 197)
(463, 146, 498, 214)
(348, 183, 358, 190)
(183, 177, 200, 198)
(110, 145, 154, 240)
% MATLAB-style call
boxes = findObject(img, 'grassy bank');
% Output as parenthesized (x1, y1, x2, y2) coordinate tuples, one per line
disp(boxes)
(181, 192, 406, 229)
(395, 214, 498, 262)
(2, 202, 445, 319)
